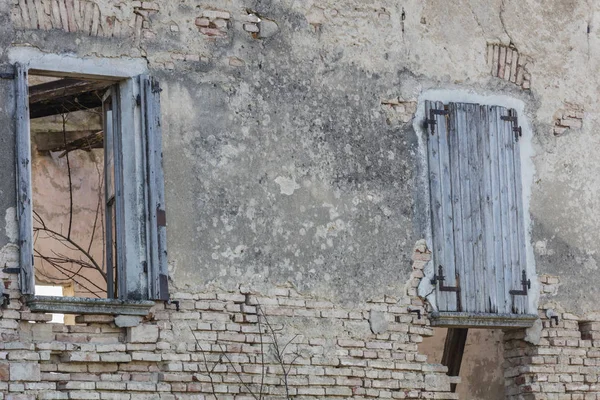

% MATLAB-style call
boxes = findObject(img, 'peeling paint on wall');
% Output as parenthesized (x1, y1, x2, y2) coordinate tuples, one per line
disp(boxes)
(4, 207, 17, 243)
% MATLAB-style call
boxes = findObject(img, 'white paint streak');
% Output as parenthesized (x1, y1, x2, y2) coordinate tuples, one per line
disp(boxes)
(275, 176, 300, 195)
(4, 207, 17, 243)
(414, 89, 538, 314)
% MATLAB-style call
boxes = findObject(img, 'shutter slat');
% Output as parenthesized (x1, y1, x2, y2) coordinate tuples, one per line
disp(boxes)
(498, 108, 513, 314)
(511, 109, 528, 314)
(467, 103, 485, 312)
(456, 103, 475, 312)
(449, 103, 466, 311)
(426, 101, 445, 310)
(435, 101, 458, 312)
(475, 105, 487, 312)
(480, 105, 496, 313)
(488, 106, 505, 313)
(15, 63, 35, 295)
(504, 109, 520, 313)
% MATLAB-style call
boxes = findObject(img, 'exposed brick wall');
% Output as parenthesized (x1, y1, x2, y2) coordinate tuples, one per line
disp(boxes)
(0, 245, 458, 399)
(504, 310, 600, 399)
(553, 103, 584, 136)
(380, 98, 417, 126)
(486, 43, 532, 90)
(195, 10, 231, 37)
(504, 274, 600, 399)
(9, 0, 160, 39)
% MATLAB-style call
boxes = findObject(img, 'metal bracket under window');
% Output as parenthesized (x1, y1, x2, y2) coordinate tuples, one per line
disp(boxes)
(431, 265, 460, 292)
(424, 109, 449, 135)
(509, 270, 531, 296)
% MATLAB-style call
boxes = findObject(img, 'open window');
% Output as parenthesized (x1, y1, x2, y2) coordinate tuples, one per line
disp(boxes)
(424, 101, 536, 328)
(14, 62, 168, 315)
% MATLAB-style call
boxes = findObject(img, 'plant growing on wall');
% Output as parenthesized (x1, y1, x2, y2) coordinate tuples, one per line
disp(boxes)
(189, 303, 301, 399)
(32, 111, 108, 298)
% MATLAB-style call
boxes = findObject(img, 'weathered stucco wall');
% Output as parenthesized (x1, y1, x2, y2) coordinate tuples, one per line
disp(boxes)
(2, 0, 600, 398)
(1, 0, 598, 309)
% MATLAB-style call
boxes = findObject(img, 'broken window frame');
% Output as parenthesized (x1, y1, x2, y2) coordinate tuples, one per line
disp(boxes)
(13, 56, 168, 315)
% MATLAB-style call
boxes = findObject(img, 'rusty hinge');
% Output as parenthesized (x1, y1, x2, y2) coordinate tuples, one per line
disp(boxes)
(157, 208, 166, 227)
(1, 293, 10, 308)
(424, 109, 449, 135)
(159, 274, 169, 301)
(509, 270, 531, 296)
(501, 114, 522, 142)
(431, 265, 460, 292)
(151, 79, 162, 94)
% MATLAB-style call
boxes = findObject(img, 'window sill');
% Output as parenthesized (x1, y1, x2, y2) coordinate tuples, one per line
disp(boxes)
(430, 311, 538, 329)
(25, 295, 155, 316)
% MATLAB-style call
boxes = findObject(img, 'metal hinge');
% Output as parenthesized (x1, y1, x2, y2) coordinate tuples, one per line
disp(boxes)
(501, 114, 522, 142)
(431, 265, 460, 292)
(0, 72, 15, 79)
(424, 109, 449, 135)
(1, 293, 10, 308)
(157, 208, 166, 227)
(509, 270, 531, 296)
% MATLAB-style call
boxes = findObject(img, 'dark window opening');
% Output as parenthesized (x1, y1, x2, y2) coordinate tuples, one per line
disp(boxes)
(29, 74, 114, 299)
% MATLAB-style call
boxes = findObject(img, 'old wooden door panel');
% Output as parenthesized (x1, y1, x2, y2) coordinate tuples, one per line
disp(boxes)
(427, 101, 528, 315)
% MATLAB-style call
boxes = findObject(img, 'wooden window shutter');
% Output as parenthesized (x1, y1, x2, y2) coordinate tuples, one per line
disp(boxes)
(140, 75, 169, 301)
(15, 63, 35, 295)
(426, 101, 528, 315)
(426, 101, 458, 312)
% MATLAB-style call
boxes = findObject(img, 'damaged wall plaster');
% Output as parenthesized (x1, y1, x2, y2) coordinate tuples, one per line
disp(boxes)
(4, 207, 17, 244)
(3, 0, 600, 398)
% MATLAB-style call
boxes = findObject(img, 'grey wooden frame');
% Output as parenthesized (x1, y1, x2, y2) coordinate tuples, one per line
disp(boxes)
(14, 59, 168, 311)
(15, 63, 35, 295)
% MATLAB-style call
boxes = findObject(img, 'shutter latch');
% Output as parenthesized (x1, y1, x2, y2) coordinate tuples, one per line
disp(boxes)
(424, 109, 449, 135)
(509, 270, 531, 296)
(431, 265, 460, 292)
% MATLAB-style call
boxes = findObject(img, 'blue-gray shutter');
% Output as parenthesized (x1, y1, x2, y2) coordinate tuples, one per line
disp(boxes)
(140, 75, 169, 301)
(426, 101, 458, 312)
(427, 101, 527, 314)
(15, 63, 35, 295)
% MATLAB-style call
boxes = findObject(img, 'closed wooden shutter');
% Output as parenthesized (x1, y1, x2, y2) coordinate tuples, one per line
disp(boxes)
(426, 101, 528, 314)
(139, 75, 169, 301)
(15, 63, 35, 295)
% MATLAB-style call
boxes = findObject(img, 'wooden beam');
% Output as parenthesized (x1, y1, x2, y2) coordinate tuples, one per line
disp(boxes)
(29, 78, 111, 104)
(29, 91, 103, 119)
(28, 78, 110, 119)
(441, 328, 468, 393)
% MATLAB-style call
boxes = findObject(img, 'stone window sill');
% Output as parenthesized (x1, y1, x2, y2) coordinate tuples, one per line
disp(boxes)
(25, 295, 155, 316)
(430, 312, 538, 329)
